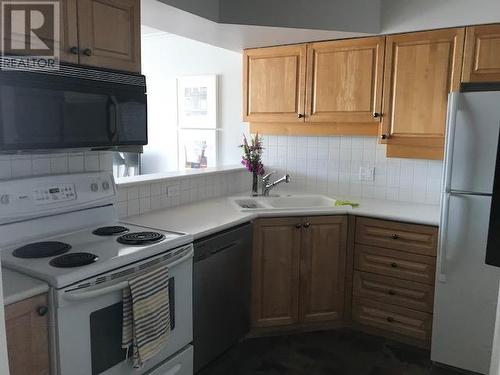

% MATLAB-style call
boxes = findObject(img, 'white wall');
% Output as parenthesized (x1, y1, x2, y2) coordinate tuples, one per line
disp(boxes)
(141, 31, 246, 174)
(381, 0, 500, 34)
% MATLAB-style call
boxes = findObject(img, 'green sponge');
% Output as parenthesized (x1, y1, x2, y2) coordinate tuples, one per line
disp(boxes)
(334, 200, 359, 208)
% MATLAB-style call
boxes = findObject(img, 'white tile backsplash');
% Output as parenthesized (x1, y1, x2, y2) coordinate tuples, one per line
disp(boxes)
(262, 135, 443, 205)
(115, 170, 251, 218)
(0, 151, 114, 179)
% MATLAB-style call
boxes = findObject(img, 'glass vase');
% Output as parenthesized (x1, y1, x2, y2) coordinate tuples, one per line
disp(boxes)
(252, 172, 258, 196)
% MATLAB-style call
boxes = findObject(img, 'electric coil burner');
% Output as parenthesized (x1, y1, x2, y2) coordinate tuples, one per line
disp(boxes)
(13, 241, 71, 259)
(92, 226, 129, 236)
(117, 231, 166, 245)
(50, 252, 98, 268)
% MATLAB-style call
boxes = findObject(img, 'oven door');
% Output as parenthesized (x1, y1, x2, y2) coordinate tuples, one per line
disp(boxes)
(54, 247, 193, 375)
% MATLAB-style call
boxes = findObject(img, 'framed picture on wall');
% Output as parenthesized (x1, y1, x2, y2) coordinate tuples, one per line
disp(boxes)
(176, 74, 219, 169)
(177, 74, 218, 128)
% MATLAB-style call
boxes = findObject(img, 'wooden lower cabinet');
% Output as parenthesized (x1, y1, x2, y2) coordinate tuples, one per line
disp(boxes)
(251, 216, 347, 328)
(251, 217, 301, 327)
(352, 297, 433, 343)
(350, 217, 438, 347)
(5, 294, 50, 375)
(299, 216, 347, 323)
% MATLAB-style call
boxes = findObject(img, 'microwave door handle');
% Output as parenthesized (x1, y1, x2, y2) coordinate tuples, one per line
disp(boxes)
(108, 95, 119, 142)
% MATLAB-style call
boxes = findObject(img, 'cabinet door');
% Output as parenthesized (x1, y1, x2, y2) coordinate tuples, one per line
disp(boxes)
(251, 218, 301, 327)
(0, 0, 78, 63)
(305, 37, 385, 124)
(381, 28, 465, 160)
(243, 45, 307, 122)
(463, 24, 500, 82)
(5, 294, 49, 375)
(299, 216, 347, 323)
(76, 0, 140, 72)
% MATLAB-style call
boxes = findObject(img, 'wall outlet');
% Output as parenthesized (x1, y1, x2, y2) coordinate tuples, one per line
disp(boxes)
(359, 166, 375, 181)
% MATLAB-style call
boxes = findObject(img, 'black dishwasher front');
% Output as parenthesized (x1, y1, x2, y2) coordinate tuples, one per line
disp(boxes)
(193, 223, 252, 373)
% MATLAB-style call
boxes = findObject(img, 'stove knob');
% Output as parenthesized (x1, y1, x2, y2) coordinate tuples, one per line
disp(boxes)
(0, 194, 9, 205)
(102, 181, 110, 191)
(90, 183, 99, 192)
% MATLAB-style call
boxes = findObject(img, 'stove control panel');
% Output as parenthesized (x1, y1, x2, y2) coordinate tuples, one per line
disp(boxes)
(33, 184, 76, 205)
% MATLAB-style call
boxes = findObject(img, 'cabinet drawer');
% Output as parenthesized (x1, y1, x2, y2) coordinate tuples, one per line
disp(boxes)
(356, 217, 438, 256)
(354, 245, 436, 285)
(353, 271, 434, 313)
(352, 297, 432, 342)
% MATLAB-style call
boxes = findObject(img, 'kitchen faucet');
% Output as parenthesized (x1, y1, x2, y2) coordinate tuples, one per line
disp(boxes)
(261, 172, 291, 196)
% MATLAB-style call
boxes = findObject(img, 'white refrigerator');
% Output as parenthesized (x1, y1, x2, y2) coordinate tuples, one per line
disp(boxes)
(432, 90, 500, 374)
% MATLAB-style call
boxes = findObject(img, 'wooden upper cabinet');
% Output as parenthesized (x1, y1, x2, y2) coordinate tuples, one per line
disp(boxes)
(0, 0, 78, 63)
(243, 45, 307, 123)
(463, 24, 500, 82)
(251, 218, 301, 327)
(299, 216, 347, 323)
(76, 0, 141, 72)
(5, 294, 50, 375)
(305, 37, 385, 124)
(381, 28, 465, 160)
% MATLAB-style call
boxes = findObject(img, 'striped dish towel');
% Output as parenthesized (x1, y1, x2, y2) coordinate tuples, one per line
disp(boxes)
(122, 266, 171, 368)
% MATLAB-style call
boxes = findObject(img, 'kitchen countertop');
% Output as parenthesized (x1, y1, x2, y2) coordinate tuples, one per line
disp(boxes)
(2, 268, 49, 306)
(123, 196, 441, 240)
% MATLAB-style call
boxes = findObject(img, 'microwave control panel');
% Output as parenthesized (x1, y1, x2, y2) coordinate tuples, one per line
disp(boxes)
(33, 184, 76, 205)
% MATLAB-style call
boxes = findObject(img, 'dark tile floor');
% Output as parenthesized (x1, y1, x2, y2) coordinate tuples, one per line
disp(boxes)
(198, 329, 465, 375)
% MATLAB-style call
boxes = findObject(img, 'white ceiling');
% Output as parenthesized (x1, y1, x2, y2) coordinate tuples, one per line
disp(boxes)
(142, 0, 500, 52)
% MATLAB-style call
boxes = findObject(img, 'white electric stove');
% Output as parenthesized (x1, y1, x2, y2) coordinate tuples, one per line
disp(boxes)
(0, 172, 194, 375)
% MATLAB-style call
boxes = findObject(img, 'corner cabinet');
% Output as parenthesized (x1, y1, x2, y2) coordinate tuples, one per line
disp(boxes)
(380, 28, 465, 160)
(5, 294, 50, 375)
(245, 38, 384, 137)
(251, 216, 347, 329)
(243, 45, 307, 123)
(462, 24, 500, 82)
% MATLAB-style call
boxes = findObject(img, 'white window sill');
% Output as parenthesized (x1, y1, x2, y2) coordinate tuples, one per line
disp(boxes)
(115, 165, 245, 187)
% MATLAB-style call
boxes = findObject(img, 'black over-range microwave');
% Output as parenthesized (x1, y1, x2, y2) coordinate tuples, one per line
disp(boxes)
(0, 62, 147, 152)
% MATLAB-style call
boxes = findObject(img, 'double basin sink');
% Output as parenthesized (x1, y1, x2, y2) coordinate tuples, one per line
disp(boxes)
(231, 194, 350, 212)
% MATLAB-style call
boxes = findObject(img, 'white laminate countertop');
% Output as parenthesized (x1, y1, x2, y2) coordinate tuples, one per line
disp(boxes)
(2, 268, 49, 306)
(123, 196, 441, 240)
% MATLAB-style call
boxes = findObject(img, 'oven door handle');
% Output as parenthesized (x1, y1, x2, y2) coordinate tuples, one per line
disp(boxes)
(63, 248, 193, 301)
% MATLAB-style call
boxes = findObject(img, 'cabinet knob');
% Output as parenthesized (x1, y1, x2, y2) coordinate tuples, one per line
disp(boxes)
(303, 222, 311, 228)
(392, 233, 399, 240)
(386, 316, 395, 323)
(390, 262, 398, 268)
(69, 46, 79, 55)
(295, 223, 302, 229)
(83, 48, 93, 56)
(380, 134, 388, 140)
(388, 290, 396, 296)
(37, 305, 48, 316)
(373, 112, 383, 118)
(297, 113, 304, 119)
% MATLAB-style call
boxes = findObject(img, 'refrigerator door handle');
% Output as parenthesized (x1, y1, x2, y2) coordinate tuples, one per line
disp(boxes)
(443, 92, 460, 193)
(437, 193, 451, 282)
(450, 190, 493, 197)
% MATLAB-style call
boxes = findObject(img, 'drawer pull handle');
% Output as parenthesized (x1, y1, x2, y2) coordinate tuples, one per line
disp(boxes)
(390, 262, 398, 268)
(388, 290, 396, 296)
(386, 316, 395, 323)
(295, 223, 302, 229)
(392, 234, 399, 240)
(303, 222, 311, 228)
